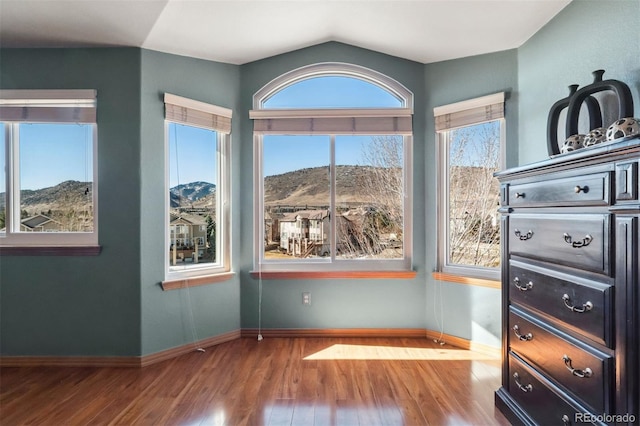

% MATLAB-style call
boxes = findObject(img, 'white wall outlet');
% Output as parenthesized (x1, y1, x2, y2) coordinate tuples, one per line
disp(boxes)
(302, 292, 311, 306)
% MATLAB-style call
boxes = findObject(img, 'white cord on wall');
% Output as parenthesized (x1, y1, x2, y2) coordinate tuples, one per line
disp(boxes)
(173, 124, 204, 353)
(185, 283, 205, 352)
(257, 261, 263, 341)
(433, 278, 446, 346)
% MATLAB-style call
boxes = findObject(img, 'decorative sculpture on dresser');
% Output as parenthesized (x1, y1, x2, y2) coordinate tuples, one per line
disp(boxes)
(547, 69, 636, 157)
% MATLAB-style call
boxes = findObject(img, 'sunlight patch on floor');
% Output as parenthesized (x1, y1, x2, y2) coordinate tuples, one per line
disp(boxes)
(303, 344, 496, 360)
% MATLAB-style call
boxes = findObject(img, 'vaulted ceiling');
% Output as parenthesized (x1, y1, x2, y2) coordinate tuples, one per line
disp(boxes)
(0, 0, 571, 65)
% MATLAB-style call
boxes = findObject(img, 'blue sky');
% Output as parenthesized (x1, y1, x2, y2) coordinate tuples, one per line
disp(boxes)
(263, 134, 401, 177)
(448, 120, 501, 168)
(169, 123, 217, 188)
(264, 76, 401, 109)
(5, 76, 404, 191)
(262, 76, 403, 176)
(12, 123, 93, 191)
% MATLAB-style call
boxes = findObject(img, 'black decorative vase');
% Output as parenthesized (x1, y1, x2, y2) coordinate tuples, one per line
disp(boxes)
(547, 84, 602, 156)
(547, 84, 577, 156)
(565, 69, 634, 140)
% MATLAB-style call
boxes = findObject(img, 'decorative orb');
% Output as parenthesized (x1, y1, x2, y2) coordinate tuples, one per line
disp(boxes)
(583, 127, 607, 147)
(561, 134, 585, 154)
(606, 117, 640, 141)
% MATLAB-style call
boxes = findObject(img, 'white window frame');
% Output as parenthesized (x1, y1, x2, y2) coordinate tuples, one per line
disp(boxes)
(164, 94, 232, 280)
(0, 89, 98, 247)
(435, 93, 505, 280)
(251, 63, 414, 272)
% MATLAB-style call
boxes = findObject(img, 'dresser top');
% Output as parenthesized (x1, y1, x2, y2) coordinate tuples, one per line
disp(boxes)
(496, 135, 640, 181)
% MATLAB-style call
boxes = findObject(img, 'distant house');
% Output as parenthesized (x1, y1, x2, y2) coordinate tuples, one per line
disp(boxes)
(20, 214, 63, 232)
(279, 209, 329, 256)
(169, 213, 208, 249)
(278, 209, 361, 257)
(169, 213, 209, 264)
(264, 210, 282, 244)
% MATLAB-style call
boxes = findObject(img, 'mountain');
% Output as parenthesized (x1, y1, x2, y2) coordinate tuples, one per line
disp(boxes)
(170, 181, 216, 208)
(0, 180, 92, 213)
(170, 181, 216, 201)
(0, 180, 217, 212)
(263, 165, 394, 207)
(2, 167, 396, 213)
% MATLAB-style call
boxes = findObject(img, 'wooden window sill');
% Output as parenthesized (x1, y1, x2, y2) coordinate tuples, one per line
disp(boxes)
(161, 272, 235, 290)
(0, 245, 102, 256)
(432, 272, 500, 289)
(250, 270, 417, 280)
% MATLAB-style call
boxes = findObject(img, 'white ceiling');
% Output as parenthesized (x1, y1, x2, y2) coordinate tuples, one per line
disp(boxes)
(0, 0, 571, 65)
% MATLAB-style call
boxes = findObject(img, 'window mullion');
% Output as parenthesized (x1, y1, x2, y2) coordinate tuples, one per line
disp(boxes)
(9, 123, 19, 234)
(216, 132, 223, 267)
(2, 124, 9, 236)
(330, 134, 336, 261)
(256, 135, 265, 267)
(443, 132, 452, 267)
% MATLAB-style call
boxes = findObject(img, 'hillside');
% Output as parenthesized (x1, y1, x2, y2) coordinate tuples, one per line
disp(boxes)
(170, 181, 216, 208)
(263, 165, 392, 207)
(0, 180, 93, 215)
(1, 165, 400, 213)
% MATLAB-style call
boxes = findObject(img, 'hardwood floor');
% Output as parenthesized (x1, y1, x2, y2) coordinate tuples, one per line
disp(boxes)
(0, 337, 510, 425)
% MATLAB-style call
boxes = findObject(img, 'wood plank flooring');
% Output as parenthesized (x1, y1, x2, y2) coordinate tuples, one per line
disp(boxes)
(0, 337, 510, 425)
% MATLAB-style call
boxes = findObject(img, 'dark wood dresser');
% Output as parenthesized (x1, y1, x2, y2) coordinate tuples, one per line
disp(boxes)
(494, 136, 640, 425)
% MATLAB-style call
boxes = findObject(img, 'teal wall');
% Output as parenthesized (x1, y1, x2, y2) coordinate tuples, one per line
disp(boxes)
(423, 50, 519, 347)
(139, 50, 242, 356)
(238, 42, 430, 332)
(518, 0, 640, 164)
(1, 0, 636, 357)
(0, 48, 142, 356)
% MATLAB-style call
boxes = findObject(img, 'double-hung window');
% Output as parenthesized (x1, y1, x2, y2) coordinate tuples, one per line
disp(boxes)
(435, 93, 505, 280)
(164, 94, 231, 279)
(251, 63, 413, 272)
(0, 90, 98, 248)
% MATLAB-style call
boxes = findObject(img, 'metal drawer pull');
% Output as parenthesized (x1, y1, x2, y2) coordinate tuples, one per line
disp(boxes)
(562, 294, 593, 313)
(513, 372, 533, 392)
(513, 277, 533, 291)
(514, 229, 533, 241)
(563, 232, 593, 248)
(574, 185, 588, 193)
(512, 325, 533, 341)
(515, 192, 525, 198)
(562, 355, 593, 378)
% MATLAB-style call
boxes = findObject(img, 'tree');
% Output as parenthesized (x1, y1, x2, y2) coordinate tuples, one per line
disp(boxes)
(341, 135, 404, 258)
(205, 215, 216, 261)
(447, 121, 501, 268)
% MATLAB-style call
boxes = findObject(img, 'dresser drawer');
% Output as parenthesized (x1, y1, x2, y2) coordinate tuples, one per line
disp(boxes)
(509, 214, 611, 275)
(509, 261, 613, 347)
(508, 353, 596, 425)
(508, 172, 610, 207)
(509, 308, 613, 412)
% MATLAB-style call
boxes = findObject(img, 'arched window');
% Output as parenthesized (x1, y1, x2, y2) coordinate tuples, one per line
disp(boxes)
(251, 63, 413, 272)
(263, 76, 403, 109)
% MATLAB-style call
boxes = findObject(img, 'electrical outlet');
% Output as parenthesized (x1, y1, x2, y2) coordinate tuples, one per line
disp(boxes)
(302, 292, 311, 306)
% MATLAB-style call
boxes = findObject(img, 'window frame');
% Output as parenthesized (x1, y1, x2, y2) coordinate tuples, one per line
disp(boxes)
(251, 63, 414, 273)
(163, 94, 232, 281)
(0, 89, 99, 248)
(435, 93, 506, 281)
